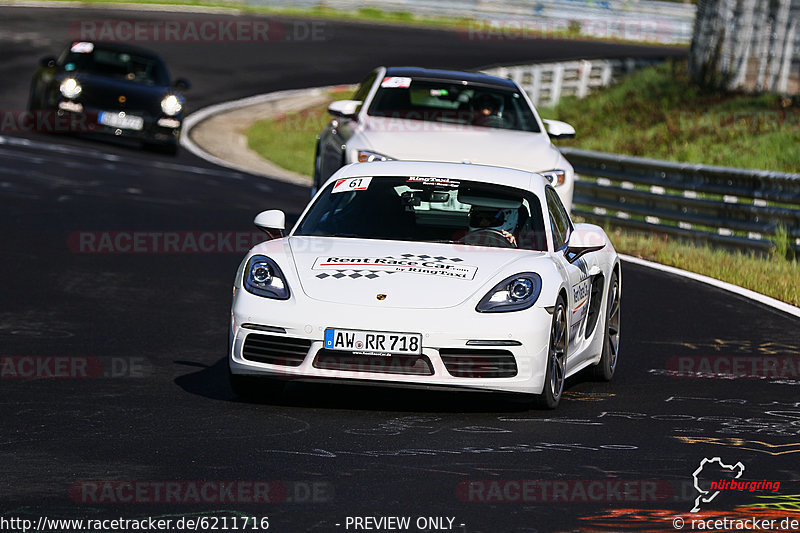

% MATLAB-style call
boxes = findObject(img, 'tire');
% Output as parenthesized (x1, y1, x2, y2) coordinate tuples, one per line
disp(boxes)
(534, 295, 568, 409)
(590, 271, 620, 381)
(311, 143, 322, 196)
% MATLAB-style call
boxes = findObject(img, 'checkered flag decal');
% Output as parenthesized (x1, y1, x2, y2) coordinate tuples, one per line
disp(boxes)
(393, 253, 464, 263)
(316, 269, 399, 280)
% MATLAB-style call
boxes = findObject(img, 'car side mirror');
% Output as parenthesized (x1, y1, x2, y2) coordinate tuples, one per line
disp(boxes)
(542, 119, 576, 139)
(173, 78, 191, 91)
(40, 56, 57, 68)
(565, 224, 606, 262)
(254, 210, 286, 238)
(328, 99, 361, 119)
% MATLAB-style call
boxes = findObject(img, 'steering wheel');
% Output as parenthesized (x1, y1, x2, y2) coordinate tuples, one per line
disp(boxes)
(458, 228, 517, 248)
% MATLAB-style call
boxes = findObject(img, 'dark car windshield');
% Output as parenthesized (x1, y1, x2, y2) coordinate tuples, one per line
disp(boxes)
(59, 44, 170, 86)
(294, 176, 547, 251)
(367, 77, 541, 132)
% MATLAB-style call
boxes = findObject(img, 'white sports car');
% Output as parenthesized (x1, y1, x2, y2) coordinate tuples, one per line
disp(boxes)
(314, 66, 577, 210)
(229, 161, 620, 408)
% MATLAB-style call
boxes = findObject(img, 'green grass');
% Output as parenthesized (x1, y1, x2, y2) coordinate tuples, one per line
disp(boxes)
(608, 228, 799, 306)
(540, 60, 800, 172)
(245, 90, 348, 177)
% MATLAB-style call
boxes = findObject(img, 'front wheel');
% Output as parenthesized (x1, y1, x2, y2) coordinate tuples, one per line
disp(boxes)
(590, 270, 620, 381)
(534, 295, 567, 409)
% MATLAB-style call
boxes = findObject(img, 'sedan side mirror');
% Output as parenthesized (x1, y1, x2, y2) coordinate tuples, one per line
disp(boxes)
(565, 223, 606, 262)
(173, 78, 191, 91)
(328, 99, 361, 119)
(254, 210, 286, 238)
(40, 56, 57, 68)
(542, 119, 576, 139)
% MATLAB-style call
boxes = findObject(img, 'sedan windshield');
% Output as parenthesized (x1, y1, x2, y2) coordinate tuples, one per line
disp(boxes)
(367, 77, 540, 132)
(294, 176, 547, 251)
(59, 46, 170, 86)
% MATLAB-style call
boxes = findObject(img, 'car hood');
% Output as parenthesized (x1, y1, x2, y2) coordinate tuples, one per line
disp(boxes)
(69, 73, 169, 113)
(286, 236, 543, 309)
(356, 116, 562, 171)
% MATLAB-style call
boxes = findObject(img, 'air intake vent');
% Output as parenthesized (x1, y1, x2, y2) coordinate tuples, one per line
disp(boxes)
(313, 350, 434, 376)
(242, 334, 311, 367)
(439, 349, 517, 378)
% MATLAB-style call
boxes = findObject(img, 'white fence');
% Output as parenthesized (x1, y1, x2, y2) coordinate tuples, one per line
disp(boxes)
(482, 58, 662, 107)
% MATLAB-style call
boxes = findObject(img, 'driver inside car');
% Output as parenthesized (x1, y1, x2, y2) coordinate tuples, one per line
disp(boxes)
(468, 206, 518, 247)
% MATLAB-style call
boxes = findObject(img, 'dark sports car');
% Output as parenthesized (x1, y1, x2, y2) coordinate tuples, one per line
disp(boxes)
(28, 41, 190, 154)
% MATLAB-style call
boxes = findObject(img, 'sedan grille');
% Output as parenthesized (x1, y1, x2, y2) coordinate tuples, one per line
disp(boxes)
(439, 349, 518, 378)
(313, 350, 434, 376)
(242, 334, 311, 367)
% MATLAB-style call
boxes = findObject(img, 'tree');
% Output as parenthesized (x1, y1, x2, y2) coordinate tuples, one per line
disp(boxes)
(690, 0, 799, 93)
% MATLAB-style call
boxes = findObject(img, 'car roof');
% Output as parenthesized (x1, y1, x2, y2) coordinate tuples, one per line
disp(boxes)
(67, 41, 165, 61)
(383, 66, 518, 90)
(332, 160, 545, 192)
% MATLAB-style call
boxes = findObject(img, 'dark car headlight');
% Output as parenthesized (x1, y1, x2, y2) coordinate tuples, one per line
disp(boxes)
(243, 255, 290, 300)
(476, 272, 542, 313)
(160, 94, 182, 116)
(59, 78, 82, 99)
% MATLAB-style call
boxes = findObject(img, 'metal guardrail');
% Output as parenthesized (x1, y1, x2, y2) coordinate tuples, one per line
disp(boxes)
(483, 59, 662, 107)
(561, 147, 800, 254)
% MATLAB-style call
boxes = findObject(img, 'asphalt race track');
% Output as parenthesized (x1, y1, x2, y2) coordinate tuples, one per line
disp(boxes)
(1, 7, 799, 533)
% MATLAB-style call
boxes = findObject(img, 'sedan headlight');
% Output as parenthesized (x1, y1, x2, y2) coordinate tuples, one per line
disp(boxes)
(160, 94, 182, 116)
(243, 255, 290, 300)
(356, 150, 393, 163)
(59, 78, 82, 99)
(476, 272, 542, 313)
(540, 169, 566, 187)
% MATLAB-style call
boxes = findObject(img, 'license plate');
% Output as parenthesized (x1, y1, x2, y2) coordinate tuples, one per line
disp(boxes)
(324, 328, 422, 356)
(98, 111, 144, 131)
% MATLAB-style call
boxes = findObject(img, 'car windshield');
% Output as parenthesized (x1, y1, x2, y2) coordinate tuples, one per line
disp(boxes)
(294, 176, 547, 251)
(367, 77, 541, 132)
(59, 45, 170, 86)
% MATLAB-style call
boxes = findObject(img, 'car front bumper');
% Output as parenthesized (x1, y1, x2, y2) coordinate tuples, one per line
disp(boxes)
(229, 289, 552, 395)
(56, 104, 181, 145)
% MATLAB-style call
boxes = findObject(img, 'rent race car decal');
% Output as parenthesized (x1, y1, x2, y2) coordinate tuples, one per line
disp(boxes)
(570, 276, 592, 342)
(312, 254, 477, 280)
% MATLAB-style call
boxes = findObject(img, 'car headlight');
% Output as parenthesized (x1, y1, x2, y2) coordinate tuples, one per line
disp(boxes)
(160, 94, 182, 116)
(356, 150, 393, 163)
(540, 169, 566, 187)
(243, 255, 290, 300)
(476, 272, 542, 313)
(59, 78, 82, 99)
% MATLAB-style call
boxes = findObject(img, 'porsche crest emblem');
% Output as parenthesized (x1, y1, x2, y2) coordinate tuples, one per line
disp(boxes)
(376, 294, 387, 301)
